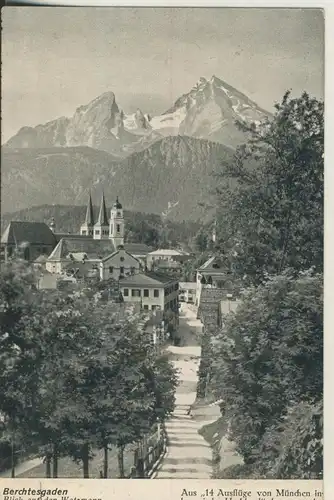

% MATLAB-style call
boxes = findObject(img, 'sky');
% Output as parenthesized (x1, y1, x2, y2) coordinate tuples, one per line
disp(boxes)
(2, 7, 324, 142)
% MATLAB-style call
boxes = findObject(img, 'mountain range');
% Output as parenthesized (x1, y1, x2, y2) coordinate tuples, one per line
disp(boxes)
(2, 75, 270, 220)
(4, 75, 269, 156)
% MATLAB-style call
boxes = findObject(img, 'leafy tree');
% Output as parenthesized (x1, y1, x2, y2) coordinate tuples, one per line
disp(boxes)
(210, 270, 323, 478)
(0, 260, 177, 480)
(215, 91, 323, 285)
(195, 231, 209, 252)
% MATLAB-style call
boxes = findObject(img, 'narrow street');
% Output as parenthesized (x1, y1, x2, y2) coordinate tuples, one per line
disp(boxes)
(154, 303, 215, 479)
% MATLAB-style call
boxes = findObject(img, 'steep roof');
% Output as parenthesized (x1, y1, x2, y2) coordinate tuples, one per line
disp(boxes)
(198, 256, 226, 274)
(47, 237, 116, 261)
(119, 271, 177, 287)
(83, 192, 95, 226)
(95, 192, 109, 226)
(1, 221, 57, 246)
(101, 248, 140, 264)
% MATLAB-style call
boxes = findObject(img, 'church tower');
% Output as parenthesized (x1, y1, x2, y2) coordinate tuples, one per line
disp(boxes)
(109, 196, 124, 249)
(94, 192, 109, 240)
(80, 192, 95, 236)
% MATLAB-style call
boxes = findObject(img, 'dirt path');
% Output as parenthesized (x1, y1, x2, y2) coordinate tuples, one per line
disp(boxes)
(154, 304, 216, 479)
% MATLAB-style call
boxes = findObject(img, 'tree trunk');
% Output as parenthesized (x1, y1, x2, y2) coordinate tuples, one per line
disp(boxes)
(103, 444, 108, 478)
(45, 453, 52, 478)
(82, 443, 89, 478)
(52, 443, 58, 478)
(11, 438, 15, 478)
(117, 445, 125, 478)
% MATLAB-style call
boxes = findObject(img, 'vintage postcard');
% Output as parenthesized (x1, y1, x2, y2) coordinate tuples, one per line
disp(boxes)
(1, 5, 324, 499)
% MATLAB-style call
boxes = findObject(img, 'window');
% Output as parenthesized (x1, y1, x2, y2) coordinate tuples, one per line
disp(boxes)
(143, 305, 149, 311)
(120, 266, 124, 274)
(154, 289, 159, 298)
(95, 230, 100, 235)
(132, 289, 141, 297)
(120, 256, 124, 262)
(144, 289, 149, 297)
(123, 288, 129, 296)
(117, 211, 121, 217)
(109, 266, 114, 273)
(151, 305, 157, 311)
(82, 230, 87, 235)
(130, 266, 135, 274)
(117, 224, 120, 233)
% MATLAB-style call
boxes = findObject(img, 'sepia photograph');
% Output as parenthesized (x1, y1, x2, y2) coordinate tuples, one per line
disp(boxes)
(1, 7, 323, 481)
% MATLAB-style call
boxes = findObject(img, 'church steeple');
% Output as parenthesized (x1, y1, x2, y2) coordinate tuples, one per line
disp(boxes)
(94, 192, 109, 239)
(96, 192, 108, 226)
(80, 192, 95, 236)
(109, 195, 125, 248)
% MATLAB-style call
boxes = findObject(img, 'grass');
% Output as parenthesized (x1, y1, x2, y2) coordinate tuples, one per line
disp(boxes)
(17, 446, 135, 479)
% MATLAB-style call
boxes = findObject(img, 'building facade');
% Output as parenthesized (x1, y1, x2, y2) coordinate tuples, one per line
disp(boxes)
(118, 272, 179, 321)
(179, 282, 197, 303)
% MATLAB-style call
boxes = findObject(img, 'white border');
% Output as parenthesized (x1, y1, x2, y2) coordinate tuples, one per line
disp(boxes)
(2, 0, 331, 493)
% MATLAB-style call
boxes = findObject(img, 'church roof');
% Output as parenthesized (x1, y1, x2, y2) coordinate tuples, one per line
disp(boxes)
(95, 192, 109, 227)
(83, 192, 95, 226)
(113, 196, 122, 209)
(47, 237, 116, 261)
(54, 233, 89, 242)
(1, 221, 57, 246)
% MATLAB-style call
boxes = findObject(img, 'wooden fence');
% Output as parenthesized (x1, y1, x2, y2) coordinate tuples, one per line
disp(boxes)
(126, 426, 167, 478)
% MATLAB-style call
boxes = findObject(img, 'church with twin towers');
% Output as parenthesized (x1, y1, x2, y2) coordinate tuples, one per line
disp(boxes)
(80, 192, 125, 249)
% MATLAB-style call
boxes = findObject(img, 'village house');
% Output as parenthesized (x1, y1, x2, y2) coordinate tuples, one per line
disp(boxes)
(195, 255, 238, 307)
(118, 271, 180, 328)
(179, 282, 197, 303)
(146, 248, 191, 271)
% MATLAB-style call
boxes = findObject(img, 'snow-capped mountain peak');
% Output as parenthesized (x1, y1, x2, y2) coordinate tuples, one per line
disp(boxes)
(5, 74, 270, 154)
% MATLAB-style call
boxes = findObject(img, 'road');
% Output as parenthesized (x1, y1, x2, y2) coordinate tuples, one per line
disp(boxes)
(154, 303, 215, 479)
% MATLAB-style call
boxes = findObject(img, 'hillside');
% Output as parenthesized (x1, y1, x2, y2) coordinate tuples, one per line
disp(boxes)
(1, 205, 202, 249)
(1, 136, 234, 221)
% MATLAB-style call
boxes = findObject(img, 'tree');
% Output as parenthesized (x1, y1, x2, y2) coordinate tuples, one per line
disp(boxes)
(215, 91, 323, 285)
(195, 231, 208, 252)
(210, 270, 323, 478)
(0, 260, 178, 479)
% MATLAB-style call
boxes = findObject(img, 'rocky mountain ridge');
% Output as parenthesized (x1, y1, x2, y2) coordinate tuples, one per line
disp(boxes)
(5, 75, 270, 156)
(2, 137, 233, 221)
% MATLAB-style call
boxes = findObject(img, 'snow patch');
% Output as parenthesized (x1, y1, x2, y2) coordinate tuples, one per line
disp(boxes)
(150, 108, 187, 131)
(123, 113, 137, 131)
